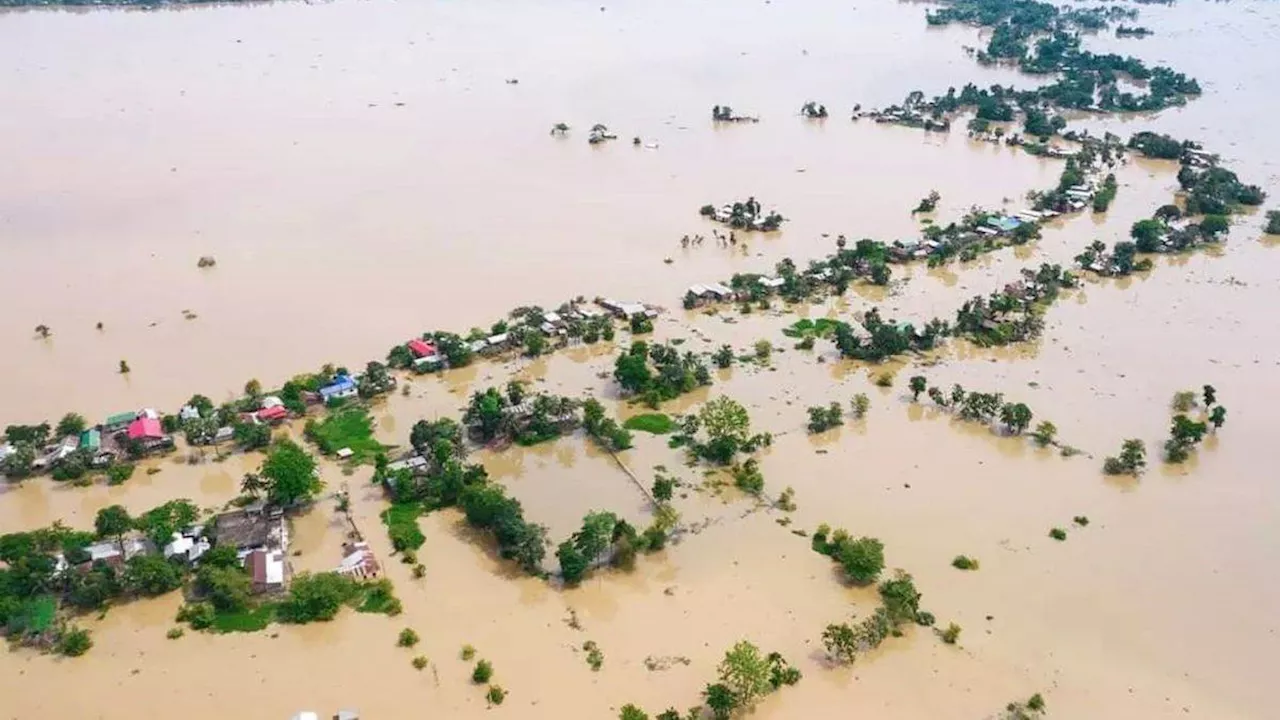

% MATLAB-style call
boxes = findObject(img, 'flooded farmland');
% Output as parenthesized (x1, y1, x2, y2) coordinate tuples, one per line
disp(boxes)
(2, 0, 1279, 719)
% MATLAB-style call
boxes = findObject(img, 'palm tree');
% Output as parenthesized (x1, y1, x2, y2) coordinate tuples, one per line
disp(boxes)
(240, 473, 266, 498)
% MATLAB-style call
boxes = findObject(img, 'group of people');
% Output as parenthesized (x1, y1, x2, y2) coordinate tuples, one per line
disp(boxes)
(680, 230, 737, 248)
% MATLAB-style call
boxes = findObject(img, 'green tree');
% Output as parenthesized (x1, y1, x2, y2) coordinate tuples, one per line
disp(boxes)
(1202, 384, 1217, 407)
(1130, 218, 1165, 252)
(614, 349, 653, 394)
(908, 376, 927, 401)
(56, 413, 87, 438)
(557, 541, 589, 585)
(652, 476, 675, 502)
(619, 704, 649, 720)
(697, 396, 752, 464)
(999, 402, 1033, 434)
(195, 564, 251, 612)
(717, 641, 773, 711)
(261, 439, 321, 507)
(1031, 421, 1057, 446)
(703, 683, 738, 720)
(713, 345, 735, 368)
(94, 505, 133, 556)
(240, 472, 266, 498)
(822, 622, 858, 664)
(1209, 405, 1226, 429)
(123, 554, 184, 596)
(836, 536, 885, 585)
(278, 572, 359, 623)
(244, 378, 263, 399)
(472, 659, 494, 683)
(1199, 214, 1229, 237)
(1118, 438, 1146, 474)
(233, 421, 271, 451)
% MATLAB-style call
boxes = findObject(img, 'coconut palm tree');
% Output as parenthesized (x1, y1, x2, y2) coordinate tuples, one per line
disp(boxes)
(240, 472, 266, 498)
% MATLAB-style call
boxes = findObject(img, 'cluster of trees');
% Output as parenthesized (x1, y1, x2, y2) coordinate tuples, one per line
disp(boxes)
(1075, 239, 1153, 277)
(1177, 164, 1267, 216)
(1102, 439, 1146, 476)
(677, 397, 772, 465)
(620, 641, 800, 720)
(0, 500, 202, 655)
(463, 384, 581, 446)
(458, 483, 548, 574)
(1163, 386, 1224, 462)
(911, 379, 1036, 435)
(613, 341, 713, 408)
(557, 506, 677, 584)
(812, 525, 885, 585)
(1092, 173, 1118, 212)
(954, 263, 1075, 346)
(806, 403, 844, 433)
(912, 190, 940, 214)
(834, 307, 950, 362)
(926, 0, 1199, 114)
(1127, 131, 1193, 160)
(822, 571, 929, 664)
(582, 399, 634, 452)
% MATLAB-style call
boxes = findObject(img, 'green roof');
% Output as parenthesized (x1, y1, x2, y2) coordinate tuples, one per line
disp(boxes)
(105, 411, 137, 426)
(80, 429, 101, 450)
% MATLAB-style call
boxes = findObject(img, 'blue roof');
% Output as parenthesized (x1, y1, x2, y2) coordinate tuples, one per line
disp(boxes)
(320, 375, 356, 397)
(988, 216, 1022, 232)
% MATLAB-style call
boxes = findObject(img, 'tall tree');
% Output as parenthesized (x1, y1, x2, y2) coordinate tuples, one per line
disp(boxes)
(94, 505, 133, 557)
(717, 641, 773, 712)
(261, 439, 322, 507)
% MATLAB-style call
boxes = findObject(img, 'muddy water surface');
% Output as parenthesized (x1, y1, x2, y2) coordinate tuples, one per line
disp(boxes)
(2, 0, 1279, 719)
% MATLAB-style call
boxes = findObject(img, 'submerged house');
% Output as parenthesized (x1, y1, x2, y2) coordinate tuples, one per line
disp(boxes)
(319, 375, 358, 403)
(336, 541, 380, 580)
(103, 411, 138, 433)
(244, 548, 286, 594)
(125, 416, 173, 453)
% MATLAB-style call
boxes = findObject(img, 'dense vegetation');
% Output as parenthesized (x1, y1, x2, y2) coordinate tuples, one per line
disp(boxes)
(613, 341, 713, 408)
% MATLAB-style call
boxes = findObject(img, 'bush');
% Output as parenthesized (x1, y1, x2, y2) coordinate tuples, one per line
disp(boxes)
(472, 659, 494, 684)
(166, 627, 184, 640)
(732, 459, 765, 495)
(1072, 516, 1089, 527)
(940, 623, 962, 645)
(874, 372, 894, 388)
(106, 463, 136, 486)
(584, 640, 604, 671)
(56, 626, 93, 656)
(461, 644, 477, 661)
(486, 685, 507, 706)
(412, 655, 429, 670)
(1049, 527, 1067, 541)
(177, 602, 216, 630)
(412, 564, 426, 579)
(398, 628, 420, 648)
(951, 555, 979, 570)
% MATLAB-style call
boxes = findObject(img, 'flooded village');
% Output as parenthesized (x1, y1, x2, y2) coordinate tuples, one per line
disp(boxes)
(2, 0, 1280, 719)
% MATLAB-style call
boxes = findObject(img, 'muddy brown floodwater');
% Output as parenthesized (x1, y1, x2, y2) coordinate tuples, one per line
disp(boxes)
(2, 0, 1279, 718)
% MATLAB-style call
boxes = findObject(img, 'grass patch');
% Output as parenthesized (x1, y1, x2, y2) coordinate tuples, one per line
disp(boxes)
(782, 317, 840, 339)
(623, 413, 678, 435)
(305, 407, 388, 464)
(381, 501, 426, 552)
(211, 604, 278, 633)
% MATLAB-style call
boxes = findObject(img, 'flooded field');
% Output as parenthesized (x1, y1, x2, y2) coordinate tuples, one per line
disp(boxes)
(2, 0, 1278, 719)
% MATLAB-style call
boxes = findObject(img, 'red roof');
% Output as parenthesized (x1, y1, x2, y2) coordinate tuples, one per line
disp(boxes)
(126, 417, 164, 440)
(407, 339, 437, 358)
(257, 406, 289, 422)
